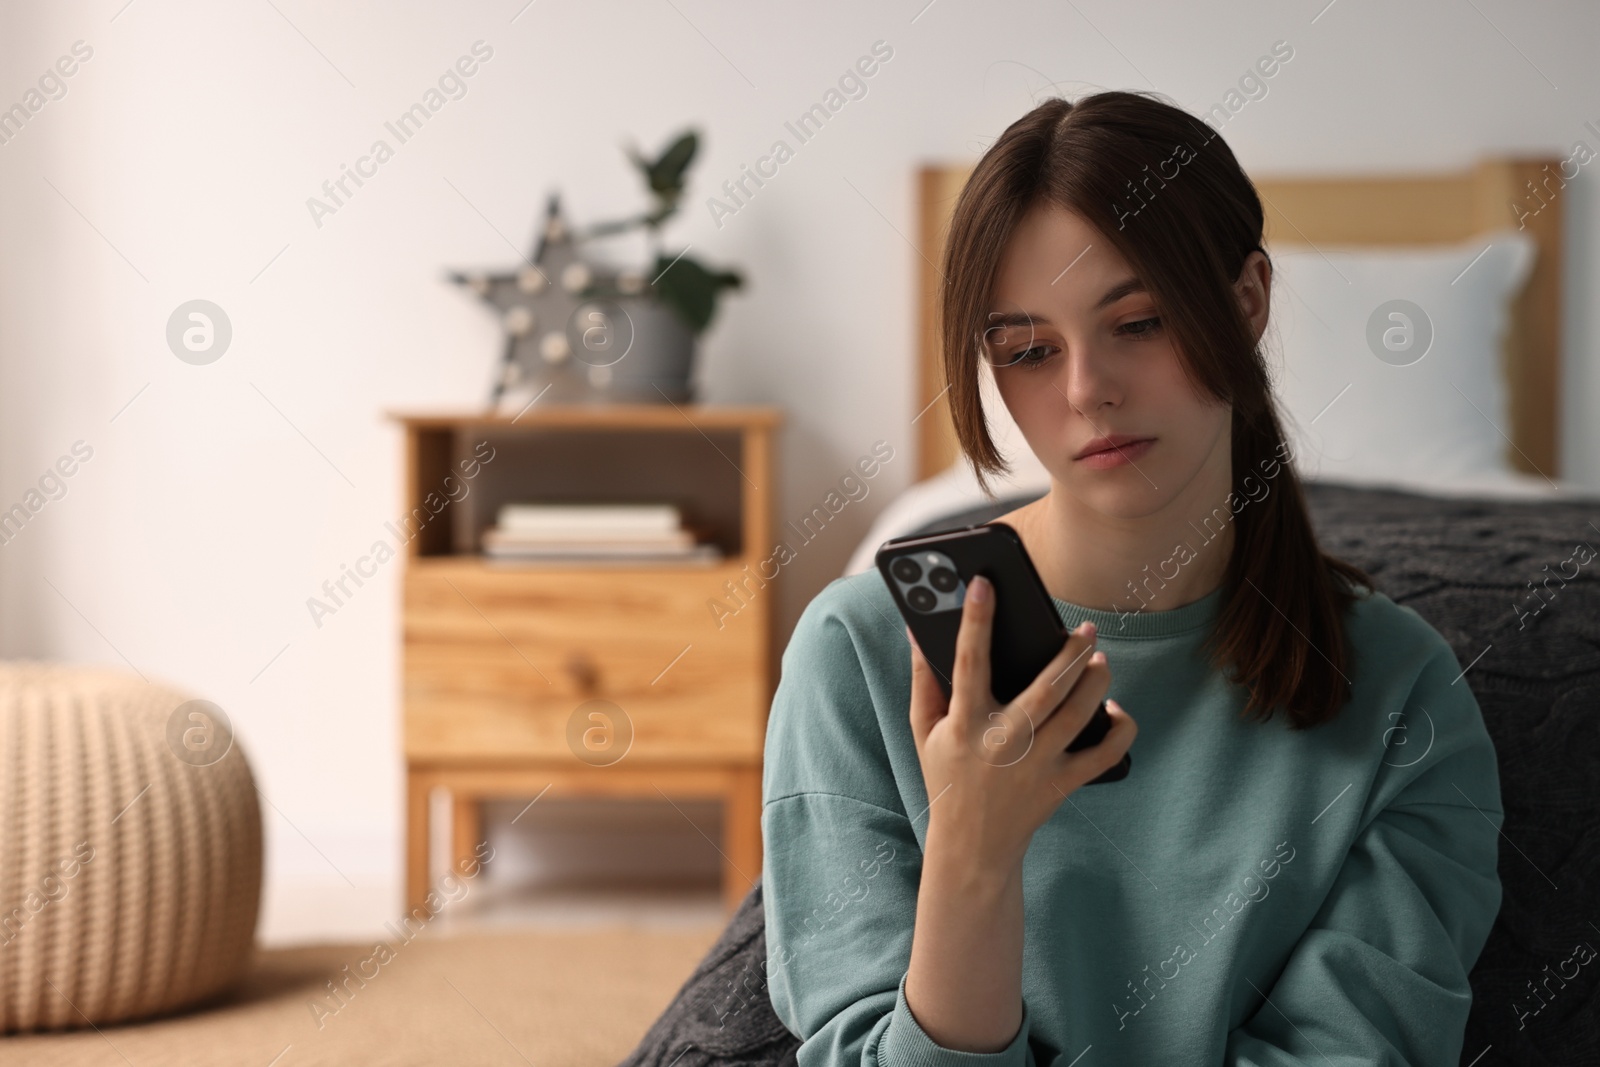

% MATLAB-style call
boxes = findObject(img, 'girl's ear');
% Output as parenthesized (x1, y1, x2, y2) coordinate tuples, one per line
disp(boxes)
(1233, 249, 1273, 345)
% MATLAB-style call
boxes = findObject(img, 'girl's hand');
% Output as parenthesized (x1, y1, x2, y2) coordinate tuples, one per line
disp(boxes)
(906, 574, 1137, 871)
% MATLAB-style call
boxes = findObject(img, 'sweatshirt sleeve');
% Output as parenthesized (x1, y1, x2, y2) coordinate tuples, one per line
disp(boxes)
(1225, 636, 1504, 1066)
(762, 581, 1037, 1067)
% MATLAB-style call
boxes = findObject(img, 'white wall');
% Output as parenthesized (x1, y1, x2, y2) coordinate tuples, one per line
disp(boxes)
(1, 0, 1596, 942)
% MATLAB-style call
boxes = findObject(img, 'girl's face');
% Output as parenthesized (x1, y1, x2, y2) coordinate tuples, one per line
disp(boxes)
(983, 200, 1238, 519)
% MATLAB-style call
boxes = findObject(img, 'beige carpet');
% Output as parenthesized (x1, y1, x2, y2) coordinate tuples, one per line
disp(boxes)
(0, 924, 722, 1066)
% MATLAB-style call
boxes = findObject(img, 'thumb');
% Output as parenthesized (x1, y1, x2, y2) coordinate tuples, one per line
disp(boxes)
(906, 625, 948, 747)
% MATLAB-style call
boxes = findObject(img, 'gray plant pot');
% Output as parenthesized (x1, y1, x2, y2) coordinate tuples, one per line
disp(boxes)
(522, 296, 697, 405)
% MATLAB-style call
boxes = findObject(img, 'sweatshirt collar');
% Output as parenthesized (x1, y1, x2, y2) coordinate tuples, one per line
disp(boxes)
(1050, 583, 1224, 639)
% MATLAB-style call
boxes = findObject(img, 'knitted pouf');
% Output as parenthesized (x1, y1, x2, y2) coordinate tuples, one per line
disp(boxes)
(0, 662, 262, 1032)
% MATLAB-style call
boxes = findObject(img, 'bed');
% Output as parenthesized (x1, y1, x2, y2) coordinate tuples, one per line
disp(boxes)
(846, 155, 1573, 576)
(623, 156, 1600, 1067)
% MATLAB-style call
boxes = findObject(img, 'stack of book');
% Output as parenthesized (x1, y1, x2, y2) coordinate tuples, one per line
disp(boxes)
(481, 502, 721, 563)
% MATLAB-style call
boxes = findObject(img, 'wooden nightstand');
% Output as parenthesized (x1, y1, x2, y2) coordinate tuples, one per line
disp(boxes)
(389, 405, 782, 914)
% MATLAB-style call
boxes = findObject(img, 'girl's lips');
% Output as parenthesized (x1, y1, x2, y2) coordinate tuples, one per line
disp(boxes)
(1076, 438, 1154, 469)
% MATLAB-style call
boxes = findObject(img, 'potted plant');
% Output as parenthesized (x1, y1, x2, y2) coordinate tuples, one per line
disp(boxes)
(452, 128, 744, 407)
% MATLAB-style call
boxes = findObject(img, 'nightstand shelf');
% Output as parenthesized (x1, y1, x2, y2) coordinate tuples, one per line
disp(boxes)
(389, 404, 782, 913)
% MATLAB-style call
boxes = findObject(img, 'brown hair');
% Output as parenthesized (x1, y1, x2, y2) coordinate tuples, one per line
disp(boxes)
(941, 90, 1374, 730)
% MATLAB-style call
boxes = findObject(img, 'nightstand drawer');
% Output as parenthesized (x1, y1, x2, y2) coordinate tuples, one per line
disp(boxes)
(403, 561, 766, 761)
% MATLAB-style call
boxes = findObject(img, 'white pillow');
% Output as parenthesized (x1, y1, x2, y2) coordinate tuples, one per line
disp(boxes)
(1268, 230, 1536, 489)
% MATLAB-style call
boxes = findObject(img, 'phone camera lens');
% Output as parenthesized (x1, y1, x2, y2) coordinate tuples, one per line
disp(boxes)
(907, 586, 936, 612)
(891, 557, 922, 583)
(928, 566, 959, 593)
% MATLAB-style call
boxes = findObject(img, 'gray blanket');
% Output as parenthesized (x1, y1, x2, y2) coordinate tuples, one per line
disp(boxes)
(618, 480, 1600, 1067)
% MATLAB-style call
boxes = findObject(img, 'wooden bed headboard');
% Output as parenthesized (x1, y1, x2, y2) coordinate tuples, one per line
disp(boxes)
(914, 158, 1564, 481)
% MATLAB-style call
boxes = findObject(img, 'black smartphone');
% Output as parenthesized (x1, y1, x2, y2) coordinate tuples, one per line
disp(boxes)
(875, 521, 1130, 784)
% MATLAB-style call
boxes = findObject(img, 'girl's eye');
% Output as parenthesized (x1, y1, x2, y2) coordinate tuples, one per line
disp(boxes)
(1012, 344, 1057, 370)
(1001, 319, 1158, 368)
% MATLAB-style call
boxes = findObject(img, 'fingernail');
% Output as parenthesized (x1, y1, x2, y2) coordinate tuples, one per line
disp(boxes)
(968, 575, 990, 603)
(1079, 621, 1096, 638)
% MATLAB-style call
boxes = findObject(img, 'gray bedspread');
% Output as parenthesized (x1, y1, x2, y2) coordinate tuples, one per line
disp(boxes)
(618, 479, 1600, 1067)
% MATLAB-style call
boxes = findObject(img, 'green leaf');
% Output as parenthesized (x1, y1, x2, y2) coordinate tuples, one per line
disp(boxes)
(641, 130, 698, 202)
(651, 252, 743, 334)
(650, 131, 698, 192)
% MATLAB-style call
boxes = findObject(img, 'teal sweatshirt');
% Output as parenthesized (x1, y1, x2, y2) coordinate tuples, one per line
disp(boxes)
(761, 570, 1503, 1067)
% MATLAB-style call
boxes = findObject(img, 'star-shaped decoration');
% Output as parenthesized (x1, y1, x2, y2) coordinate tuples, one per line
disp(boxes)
(450, 193, 656, 409)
